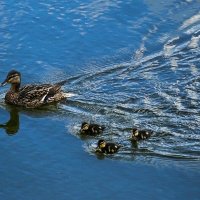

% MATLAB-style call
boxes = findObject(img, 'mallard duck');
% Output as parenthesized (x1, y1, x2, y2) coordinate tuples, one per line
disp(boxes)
(96, 139, 121, 154)
(0, 70, 68, 108)
(131, 128, 151, 142)
(80, 122, 105, 135)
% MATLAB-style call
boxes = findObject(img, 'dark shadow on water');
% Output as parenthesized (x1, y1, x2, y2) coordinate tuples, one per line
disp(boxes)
(131, 140, 139, 149)
(95, 152, 106, 160)
(0, 102, 63, 136)
(0, 106, 19, 135)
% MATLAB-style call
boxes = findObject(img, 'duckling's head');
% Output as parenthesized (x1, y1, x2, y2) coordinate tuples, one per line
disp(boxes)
(1, 70, 21, 86)
(132, 128, 139, 136)
(97, 139, 106, 148)
(81, 122, 89, 131)
(131, 128, 139, 141)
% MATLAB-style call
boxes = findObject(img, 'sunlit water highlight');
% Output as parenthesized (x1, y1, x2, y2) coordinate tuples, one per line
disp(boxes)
(0, 0, 200, 199)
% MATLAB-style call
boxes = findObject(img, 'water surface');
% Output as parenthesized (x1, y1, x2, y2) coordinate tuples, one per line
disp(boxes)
(0, 0, 200, 199)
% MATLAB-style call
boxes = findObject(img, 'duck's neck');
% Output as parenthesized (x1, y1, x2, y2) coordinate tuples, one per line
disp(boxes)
(10, 83, 20, 92)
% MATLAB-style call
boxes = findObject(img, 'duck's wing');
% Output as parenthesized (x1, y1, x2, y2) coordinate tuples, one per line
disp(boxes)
(19, 84, 61, 103)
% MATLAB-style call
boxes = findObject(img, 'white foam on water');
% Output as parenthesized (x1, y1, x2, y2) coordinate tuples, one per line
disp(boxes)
(63, 92, 77, 98)
(188, 35, 200, 49)
(180, 12, 200, 30)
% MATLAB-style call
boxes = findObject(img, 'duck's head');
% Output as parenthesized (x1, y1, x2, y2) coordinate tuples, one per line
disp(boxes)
(1, 70, 21, 86)
(132, 128, 139, 140)
(97, 139, 106, 149)
(81, 122, 89, 132)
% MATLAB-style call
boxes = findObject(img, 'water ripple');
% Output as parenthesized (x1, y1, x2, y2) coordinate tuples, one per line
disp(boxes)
(61, 15, 200, 162)
(1, 0, 200, 165)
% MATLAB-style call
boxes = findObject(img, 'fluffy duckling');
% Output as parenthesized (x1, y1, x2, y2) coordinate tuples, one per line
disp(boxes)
(80, 122, 105, 135)
(131, 128, 151, 142)
(96, 139, 121, 154)
(0, 70, 68, 108)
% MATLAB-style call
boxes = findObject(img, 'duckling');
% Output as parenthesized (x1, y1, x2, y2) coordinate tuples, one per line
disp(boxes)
(80, 122, 105, 135)
(96, 139, 121, 154)
(131, 128, 151, 142)
(0, 70, 68, 108)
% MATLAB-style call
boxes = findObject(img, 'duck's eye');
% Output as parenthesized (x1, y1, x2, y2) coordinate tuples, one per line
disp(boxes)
(9, 74, 18, 79)
(8, 74, 20, 81)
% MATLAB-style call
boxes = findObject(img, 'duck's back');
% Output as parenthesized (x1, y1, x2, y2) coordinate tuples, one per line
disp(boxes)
(19, 84, 55, 99)
(19, 84, 63, 107)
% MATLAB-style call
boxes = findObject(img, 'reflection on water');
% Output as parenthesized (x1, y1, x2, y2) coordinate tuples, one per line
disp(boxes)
(0, 102, 67, 136)
(0, 0, 199, 164)
(0, 106, 19, 135)
(0, 1, 200, 199)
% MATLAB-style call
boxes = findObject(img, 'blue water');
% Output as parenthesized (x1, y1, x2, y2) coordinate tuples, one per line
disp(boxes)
(0, 0, 200, 199)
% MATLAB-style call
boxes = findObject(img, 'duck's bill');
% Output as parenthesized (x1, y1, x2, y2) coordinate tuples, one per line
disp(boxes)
(0, 80, 7, 86)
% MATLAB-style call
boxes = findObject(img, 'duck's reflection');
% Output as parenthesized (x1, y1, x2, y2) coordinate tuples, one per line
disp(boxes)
(0, 103, 68, 135)
(0, 106, 19, 135)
